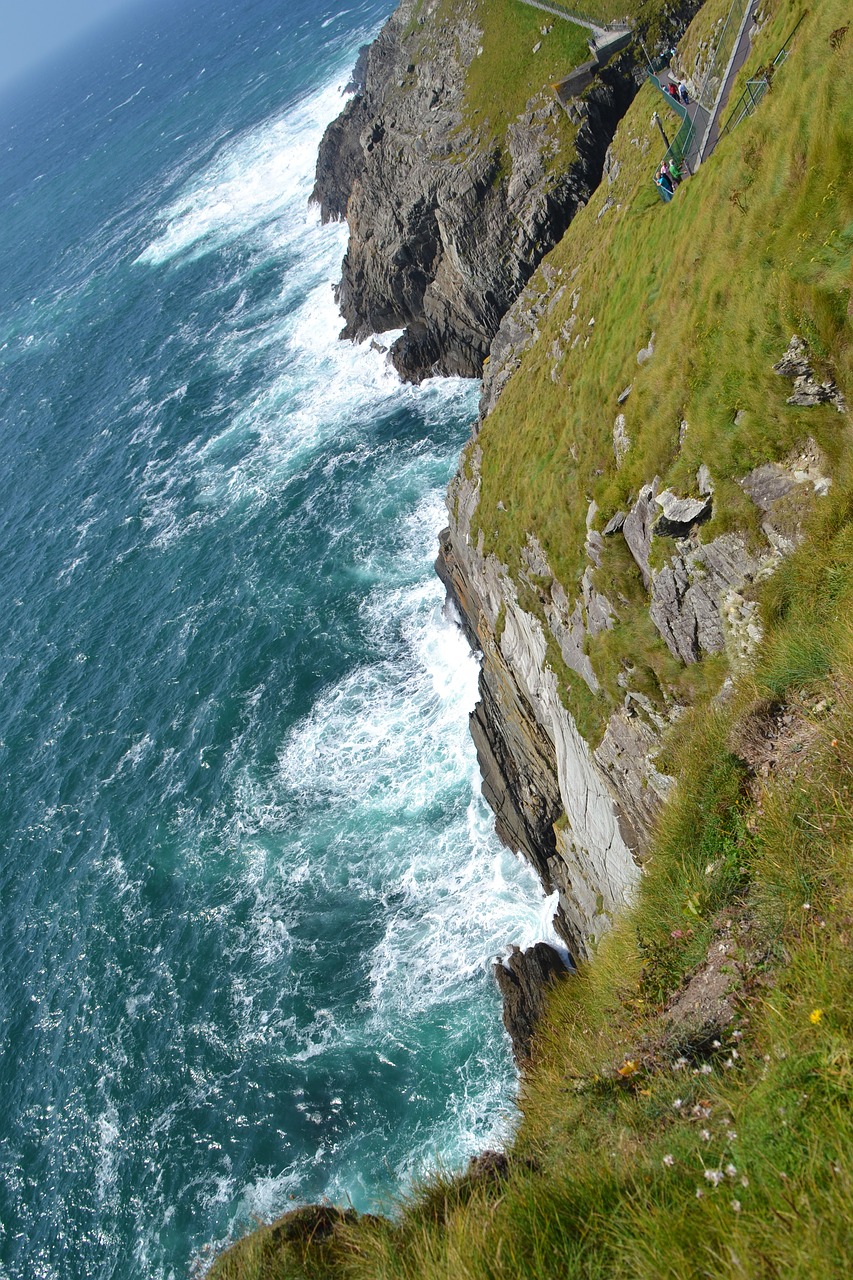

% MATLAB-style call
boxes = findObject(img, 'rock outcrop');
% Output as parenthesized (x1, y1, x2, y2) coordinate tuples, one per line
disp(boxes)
(438, 390, 833, 965)
(314, 0, 829, 990)
(773, 334, 848, 412)
(494, 942, 569, 1063)
(437, 449, 659, 961)
(313, 0, 638, 382)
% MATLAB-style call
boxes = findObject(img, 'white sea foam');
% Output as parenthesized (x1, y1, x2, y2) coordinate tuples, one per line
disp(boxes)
(270, 484, 559, 1023)
(131, 57, 476, 554)
(1, 28, 563, 1278)
(137, 77, 349, 267)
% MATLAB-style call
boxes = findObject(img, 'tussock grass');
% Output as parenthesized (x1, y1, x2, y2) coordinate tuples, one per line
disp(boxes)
(404, 0, 590, 163)
(208, 3, 853, 1276)
(473, 0, 851, 734)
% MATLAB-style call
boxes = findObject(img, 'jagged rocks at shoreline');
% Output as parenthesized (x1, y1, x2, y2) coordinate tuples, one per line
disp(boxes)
(312, 0, 638, 383)
(494, 942, 570, 1063)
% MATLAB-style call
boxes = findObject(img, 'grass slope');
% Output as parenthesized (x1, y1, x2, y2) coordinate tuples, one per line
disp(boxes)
(402, 0, 590, 151)
(209, 1, 853, 1275)
(472, 0, 851, 739)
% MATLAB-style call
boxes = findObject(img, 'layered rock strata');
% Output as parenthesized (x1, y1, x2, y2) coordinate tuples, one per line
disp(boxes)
(438, 326, 834, 968)
(493, 942, 570, 1063)
(437, 448, 666, 962)
(313, 0, 638, 382)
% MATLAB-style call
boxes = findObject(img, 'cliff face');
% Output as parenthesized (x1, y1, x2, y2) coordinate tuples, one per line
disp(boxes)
(312, 0, 842, 970)
(435, 116, 840, 964)
(437, 445, 671, 961)
(312, 0, 713, 961)
(211, 3, 853, 1271)
(313, 0, 637, 382)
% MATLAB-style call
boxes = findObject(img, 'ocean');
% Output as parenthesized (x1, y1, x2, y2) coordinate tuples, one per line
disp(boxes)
(0, 2, 557, 1275)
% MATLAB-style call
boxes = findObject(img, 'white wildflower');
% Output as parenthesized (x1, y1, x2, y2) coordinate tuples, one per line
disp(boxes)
(704, 1169, 725, 1187)
(662, 1154, 675, 1168)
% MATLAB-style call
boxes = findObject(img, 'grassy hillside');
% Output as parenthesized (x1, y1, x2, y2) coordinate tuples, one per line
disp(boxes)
(398, 0, 590, 170)
(209, 1, 853, 1275)
(472, 0, 851, 741)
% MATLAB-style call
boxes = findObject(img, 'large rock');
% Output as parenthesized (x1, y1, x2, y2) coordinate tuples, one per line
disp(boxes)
(773, 334, 847, 412)
(312, 0, 637, 382)
(622, 480, 658, 589)
(494, 942, 569, 1063)
(649, 534, 761, 665)
(438, 450, 647, 960)
(654, 488, 712, 537)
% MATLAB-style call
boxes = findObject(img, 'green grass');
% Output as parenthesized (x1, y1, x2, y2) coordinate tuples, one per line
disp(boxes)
(520, 1, 635, 29)
(401, 0, 591, 168)
(471, 0, 852, 734)
(463, 2, 590, 143)
(206, 3, 853, 1276)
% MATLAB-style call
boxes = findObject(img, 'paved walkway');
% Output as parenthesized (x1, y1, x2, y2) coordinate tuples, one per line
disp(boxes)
(698, 1, 755, 161)
(650, 75, 709, 175)
(516, 0, 630, 39)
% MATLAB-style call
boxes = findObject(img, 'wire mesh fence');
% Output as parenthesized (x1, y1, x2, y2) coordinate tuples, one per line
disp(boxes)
(718, 12, 806, 141)
(695, 0, 748, 110)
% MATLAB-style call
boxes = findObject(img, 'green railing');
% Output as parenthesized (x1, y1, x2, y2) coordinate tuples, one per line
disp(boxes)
(717, 12, 806, 141)
(649, 75, 696, 199)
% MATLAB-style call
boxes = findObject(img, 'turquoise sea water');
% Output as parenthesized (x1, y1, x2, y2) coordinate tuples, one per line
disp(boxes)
(0, 2, 558, 1276)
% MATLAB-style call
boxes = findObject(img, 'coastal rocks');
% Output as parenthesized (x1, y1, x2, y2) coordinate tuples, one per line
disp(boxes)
(611, 441, 832, 667)
(313, 0, 638, 382)
(622, 480, 659, 588)
(480, 262, 576, 420)
(438, 453, 645, 960)
(613, 412, 631, 463)
(470, 637, 565, 884)
(654, 488, 712, 537)
(595, 708, 675, 854)
(636, 331, 655, 364)
(494, 942, 569, 1063)
(739, 437, 832, 554)
(650, 534, 761, 665)
(521, 533, 609, 695)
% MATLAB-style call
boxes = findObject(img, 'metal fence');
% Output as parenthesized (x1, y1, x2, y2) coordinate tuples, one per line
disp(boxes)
(717, 12, 806, 141)
(649, 75, 696, 198)
(695, 0, 748, 110)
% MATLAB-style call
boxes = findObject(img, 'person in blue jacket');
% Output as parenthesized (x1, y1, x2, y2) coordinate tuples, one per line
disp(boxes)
(656, 165, 674, 201)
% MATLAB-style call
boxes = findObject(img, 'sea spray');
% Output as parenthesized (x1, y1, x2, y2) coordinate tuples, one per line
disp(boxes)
(0, 2, 558, 1276)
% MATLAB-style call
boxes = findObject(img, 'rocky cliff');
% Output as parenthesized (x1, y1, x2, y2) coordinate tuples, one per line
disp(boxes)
(211, 3, 853, 1273)
(313, 0, 640, 382)
(436, 123, 841, 964)
(312, 0, 801, 968)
